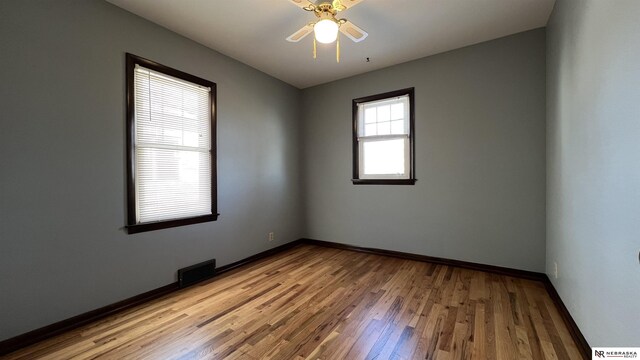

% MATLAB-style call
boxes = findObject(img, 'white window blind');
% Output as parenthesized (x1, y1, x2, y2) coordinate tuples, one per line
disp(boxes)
(133, 65, 212, 223)
(357, 95, 410, 179)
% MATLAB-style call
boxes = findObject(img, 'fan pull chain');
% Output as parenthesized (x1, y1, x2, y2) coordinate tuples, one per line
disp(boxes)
(336, 34, 340, 63)
(313, 38, 317, 59)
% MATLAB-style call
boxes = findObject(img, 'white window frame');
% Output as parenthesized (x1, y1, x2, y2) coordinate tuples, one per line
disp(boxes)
(357, 96, 411, 179)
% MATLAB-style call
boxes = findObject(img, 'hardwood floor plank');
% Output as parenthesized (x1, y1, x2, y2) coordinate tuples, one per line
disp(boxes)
(471, 302, 486, 360)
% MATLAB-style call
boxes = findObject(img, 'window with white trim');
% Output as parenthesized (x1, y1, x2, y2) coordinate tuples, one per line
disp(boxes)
(352, 88, 415, 185)
(126, 53, 217, 234)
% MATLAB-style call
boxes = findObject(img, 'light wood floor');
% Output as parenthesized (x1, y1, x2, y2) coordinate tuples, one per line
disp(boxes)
(4, 245, 583, 359)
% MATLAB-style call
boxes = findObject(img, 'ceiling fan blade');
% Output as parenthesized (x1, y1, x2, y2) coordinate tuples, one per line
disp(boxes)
(286, 23, 314, 42)
(335, 0, 364, 11)
(340, 20, 368, 42)
(288, 0, 315, 10)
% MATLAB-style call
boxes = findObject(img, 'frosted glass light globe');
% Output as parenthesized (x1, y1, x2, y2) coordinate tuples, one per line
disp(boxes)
(314, 19, 339, 44)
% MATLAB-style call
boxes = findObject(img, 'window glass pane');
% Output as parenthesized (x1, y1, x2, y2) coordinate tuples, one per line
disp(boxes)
(183, 131, 200, 147)
(377, 105, 390, 122)
(391, 120, 405, 135)
(136, 148, 211, 223)
(391, 103, 404, 120)
(363, 139, 405, 175)
(135, 68, 210, 150)
(364, 107, 377, 124)
(377, 121, 391, 135)
(364, 123, 377, 136)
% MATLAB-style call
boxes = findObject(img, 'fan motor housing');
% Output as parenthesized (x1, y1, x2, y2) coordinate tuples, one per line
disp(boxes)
(316, 3, 338, 16)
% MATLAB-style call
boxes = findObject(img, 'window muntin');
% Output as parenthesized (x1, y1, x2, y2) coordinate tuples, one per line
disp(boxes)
(353, 88, 415, 184)
(126, 54, 217, 233)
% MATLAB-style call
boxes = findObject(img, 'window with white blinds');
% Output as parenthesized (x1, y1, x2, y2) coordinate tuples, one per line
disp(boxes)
(126, 54, 217, 233)
(352, 88, 416, 185)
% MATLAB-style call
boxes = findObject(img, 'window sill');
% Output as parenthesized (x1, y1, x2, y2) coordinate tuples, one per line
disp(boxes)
(351, 179, 416, 185)
(126, 213, 219, 234)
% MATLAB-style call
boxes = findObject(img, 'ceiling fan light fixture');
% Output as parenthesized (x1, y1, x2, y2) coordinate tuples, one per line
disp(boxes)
(314, 19, 339, 44)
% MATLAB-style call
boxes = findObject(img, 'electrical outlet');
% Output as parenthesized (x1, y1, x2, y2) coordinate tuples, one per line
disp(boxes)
(268, 232, 274, 242)
(554, 262, 558, 279)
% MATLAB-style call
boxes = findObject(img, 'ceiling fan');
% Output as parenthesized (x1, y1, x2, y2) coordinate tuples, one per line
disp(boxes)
(286, 0, 369, 62)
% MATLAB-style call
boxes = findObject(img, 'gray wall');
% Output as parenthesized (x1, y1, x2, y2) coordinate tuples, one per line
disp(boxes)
(301, 29, 547, 272)
(546, 0, 640, 347)
(0, 0, 303, 340)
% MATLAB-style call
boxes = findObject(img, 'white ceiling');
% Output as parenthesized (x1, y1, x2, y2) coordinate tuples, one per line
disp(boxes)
(106, 0, 555, 89)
